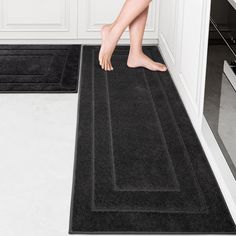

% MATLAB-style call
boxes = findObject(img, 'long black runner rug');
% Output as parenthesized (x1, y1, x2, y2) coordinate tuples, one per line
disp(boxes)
(0, 45, 81, 93)
(69, 46, 236, 234)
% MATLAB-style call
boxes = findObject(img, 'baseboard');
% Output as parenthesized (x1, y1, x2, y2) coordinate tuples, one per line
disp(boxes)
(0, 38, 159, 45)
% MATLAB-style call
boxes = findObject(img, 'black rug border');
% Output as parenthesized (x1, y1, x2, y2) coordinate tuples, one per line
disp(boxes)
(0, 45, 81, 93)
(69, 45, 236, 234)
(69, 44, 86, 234)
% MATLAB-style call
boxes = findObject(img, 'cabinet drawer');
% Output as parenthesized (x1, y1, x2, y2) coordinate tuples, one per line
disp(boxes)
(78, 0, 159, 41)
(0, 0, 78, 39)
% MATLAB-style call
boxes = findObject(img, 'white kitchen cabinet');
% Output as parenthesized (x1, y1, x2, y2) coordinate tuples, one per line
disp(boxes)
(0, 0, 78, 39)
(159, 0, 236, 223)
(0, 0, 158, 43)
(78, 0, 160, 44)
(159, 0, 211, 128)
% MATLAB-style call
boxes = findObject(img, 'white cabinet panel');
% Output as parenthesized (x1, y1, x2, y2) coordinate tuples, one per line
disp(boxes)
(159, 0, 179, 66)
(159, 0, 211, 128)
(0, 0, 78, 39)
(78, 0, 159, 43)
(178, 0, 204, 114)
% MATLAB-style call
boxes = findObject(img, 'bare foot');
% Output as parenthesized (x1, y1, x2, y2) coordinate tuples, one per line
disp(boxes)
(127, 52, 167, 72)
(99, 24, 119, 71)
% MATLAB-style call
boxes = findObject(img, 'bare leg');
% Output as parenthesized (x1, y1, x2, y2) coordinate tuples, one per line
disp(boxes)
(127, 7, 167, 72)
(99, 0, 152, 71)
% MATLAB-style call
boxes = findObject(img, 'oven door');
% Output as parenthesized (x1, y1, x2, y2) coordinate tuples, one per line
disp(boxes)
(217, 61, 236, 177)
(204, 0, 236, 179)
(210, 0, 236, 50)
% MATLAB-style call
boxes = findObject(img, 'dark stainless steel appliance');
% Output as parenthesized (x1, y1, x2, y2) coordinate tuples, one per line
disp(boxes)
(204, 0, 236, 178)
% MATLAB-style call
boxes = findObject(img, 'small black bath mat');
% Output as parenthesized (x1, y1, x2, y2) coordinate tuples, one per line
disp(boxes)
(69, 46, 236, 234)
(0, 45, 81, 93)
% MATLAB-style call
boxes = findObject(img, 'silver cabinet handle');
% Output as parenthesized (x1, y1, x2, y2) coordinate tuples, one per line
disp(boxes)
(224, 61, 236, 91)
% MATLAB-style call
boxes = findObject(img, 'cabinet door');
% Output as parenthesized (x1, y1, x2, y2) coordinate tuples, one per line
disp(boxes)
(0, 0, 77, 39)
(158, 0, 179, 70)
(159, 0, 211, 127)
(78, 0, 159, 43)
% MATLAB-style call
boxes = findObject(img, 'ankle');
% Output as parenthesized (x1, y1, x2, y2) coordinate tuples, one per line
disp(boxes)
(109, 23, 123, 37)
(129, 47, 143, 57)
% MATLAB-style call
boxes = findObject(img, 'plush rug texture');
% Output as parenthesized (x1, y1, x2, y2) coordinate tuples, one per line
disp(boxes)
(69, 46, 236, 234)
(0, 45, 81, 92)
